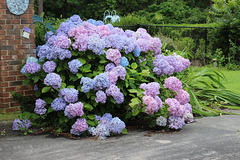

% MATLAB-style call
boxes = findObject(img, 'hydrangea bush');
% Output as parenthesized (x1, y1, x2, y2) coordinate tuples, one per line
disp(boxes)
(17, 15, 193, 139)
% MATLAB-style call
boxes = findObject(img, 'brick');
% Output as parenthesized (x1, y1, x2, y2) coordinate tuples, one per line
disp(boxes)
(0, 20, 6, 24)
(0, 45, 14, 50)
(1, 71, 9, 76)
(0, 82, 9, 87)
(16, 44, 30, 49)
(7, 29, 20, 35)
(5, 35, 15, 40)
(6, 19, 20, 24)
(0, 92, 9, 97)
(5, 107, 18, 113)
(4, 87, 16, 92)
(0, 30, 6, 35)
(0, 50, 8, 55)
(19, 85, 31, 90)
(21, 19, 33, 24)
(17, 76, 26, 81)
(0, 98, 12, 103)
(8, 60, 22, 65)
(3, 77, 16, 81)
(9, 81, 23, 86)
(24, 90, 34, 96)
(0, 103, 9, 108)
(0, 9, 6, 14)
(10, 102, 20, 107)
(0, 40, 7, 45)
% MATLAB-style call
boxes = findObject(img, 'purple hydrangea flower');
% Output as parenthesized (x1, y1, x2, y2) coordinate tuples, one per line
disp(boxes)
(64, 102, 84, 119)
(95, 90, 107, 103)
(105, 71, 118, 84)
(51, 98, 66, 111)
(105, 84, 120, 97)
(24, 62, 41, 74)
(184, 103, 192, 113)
(44, 73, 62, 89)
(113, 92, 124, 104)
(68, 59, 83, 74)
(34, 98, 47, 115)
(70, 118, 88, 135)
(33, 84, 38, 91)
(92, 124, 110, 140)
(143, 95, 159, 114)
(43, 61, 57, 73)
(105, 63, 115, 72)
(140, 82, 160, 97)
(59, 88, 79, 103)
(12, 119, 31, 130)
(168, 116, 185, 130)
(80, 77, 96, 93)
(94, 73, 110, 90)
(37, 44, 51, 60)
(165, 98, 186, 117)
(69, 15, 82, 24)
(111, 66, 126, 80)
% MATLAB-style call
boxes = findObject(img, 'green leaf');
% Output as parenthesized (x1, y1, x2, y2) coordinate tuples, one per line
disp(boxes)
(99, 59, 107, 64)
(42, 87, 50, 93)
(47, 107, 54, 113)
(87, 114, 96, 120)
(131, 63, 138, 70)
(83, 64, 91, 72)
(132, 107, 140, 116)
(22, 79, 30, 85)
(77, 73, 83, 79)
(84, 103, 93, 111)
(60, 82, 66, 89)
(129, 97, 140, 107)
(78, 58, 86, 65)
(67, 85, 75, 89)
(125, 112, 132, 119)
(122, 128, 128, 134)
(32, 76, 39, 83)
(44, 97, 53, 104)
(35, 90, 41, 97)
(86, 120, 96, 126)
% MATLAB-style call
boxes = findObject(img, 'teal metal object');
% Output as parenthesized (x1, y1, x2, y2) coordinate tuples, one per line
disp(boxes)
(27, 15, 55, 42)
(103, 10, 120, 24)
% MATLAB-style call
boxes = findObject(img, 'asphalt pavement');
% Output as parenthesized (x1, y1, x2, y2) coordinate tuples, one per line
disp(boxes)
(0, 110, 240, 160)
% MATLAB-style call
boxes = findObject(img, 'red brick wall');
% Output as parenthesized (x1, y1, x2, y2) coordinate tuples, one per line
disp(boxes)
(0, 0, 36, 113)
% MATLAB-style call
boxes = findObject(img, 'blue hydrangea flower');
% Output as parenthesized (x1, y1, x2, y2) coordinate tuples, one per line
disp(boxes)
(87, 34, 106, 55)
(133, 46, 141, 57)
(34, 98, 47, 115)
(59, 88, 79, 103)
(12, 119, 31, 130)
(94, 73, 110, 90)
(120, 57, 129, 67)
(80, 77, 96, 93)
(109, 117, 126, 134)
(92, 124, 110, 140)
(68, 59, 82, 74)
(156, 116, 167, 127)
(51, 98, 66, 111)
(24, 62, 41, 74)
(69, 15, 82, 25)
(44, 73, 62, 89)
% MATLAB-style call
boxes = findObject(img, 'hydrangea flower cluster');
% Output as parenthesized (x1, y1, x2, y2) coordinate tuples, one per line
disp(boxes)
(95, 90, 107, 103)
(175, 89, 190, 105)
(140, 82, 162, 114)
(92, 113, 125, 140)
(43, 61, 57, 73)
(156, 116, 167, 127)
(51, 98, 66, 111)
(105, 49, 122, 65)
(105, 84, 124, 104)
(168, 116, 185, 130)
(94, 73, 110, 90)
(12, 119, 31, 130)
(70, 118, 88, 136)
(120, 57, 129, 67)
(153, 54, 190, 76)
(164, 77, 182, 92)
(34, 98, 47, 115)
(59, 88, 79, 103)
(80, 77, 96, 93)
(24, 62, 41, 74)
(44, 73, 62, 89)
(54, 35, 71, 49)
(64, 102, 84, 119)
(21, 57, 39, 74)
(68, 59, 83, 74)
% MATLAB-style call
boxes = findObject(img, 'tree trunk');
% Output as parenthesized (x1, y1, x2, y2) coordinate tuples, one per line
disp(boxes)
(37, 0, 43, 16)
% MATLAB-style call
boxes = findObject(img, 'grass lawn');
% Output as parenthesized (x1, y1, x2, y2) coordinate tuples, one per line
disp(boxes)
(191, 67, 240, 95)
(220, 70, 240, 95)
(0, 112, 19, 122)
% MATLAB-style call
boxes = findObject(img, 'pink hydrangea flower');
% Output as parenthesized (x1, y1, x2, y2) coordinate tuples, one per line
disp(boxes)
(105, 49, 121, 65)
(54, 35, 71, 49)
(143, 96, 160, 114)
(164, 77, 182, 92)
(175, 89, 190, 105)
(140, 82, 160, 97)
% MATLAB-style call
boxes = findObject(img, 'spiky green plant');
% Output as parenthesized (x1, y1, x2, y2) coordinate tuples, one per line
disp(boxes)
(181, 67, 240, 116)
